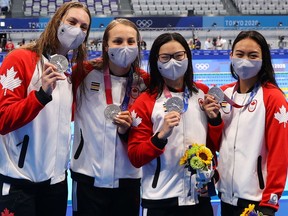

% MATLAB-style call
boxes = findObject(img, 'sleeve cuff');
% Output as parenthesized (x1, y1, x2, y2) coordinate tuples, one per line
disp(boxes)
(35, 87, 52, 106)
(208, 113, 222, 126)
(118, 129, 130, 143)
(151, 132, 168, 149)
(258, 206, 276, 216)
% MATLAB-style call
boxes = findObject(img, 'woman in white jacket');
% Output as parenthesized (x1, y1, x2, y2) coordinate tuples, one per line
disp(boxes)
(70, 18, 149, 216)
(0, 2, 91, 216)
(128, 32, 222, 216)
(212, 30, 288, 216)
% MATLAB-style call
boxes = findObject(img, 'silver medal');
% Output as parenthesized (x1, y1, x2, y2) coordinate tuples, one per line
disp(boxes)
(104, 104, 121, 120)
(50, 54, 69, 73)
(208, 86, 224, 103)
(166, 97, 184, 113)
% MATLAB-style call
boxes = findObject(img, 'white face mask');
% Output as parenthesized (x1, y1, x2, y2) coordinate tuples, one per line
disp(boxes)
(157, 58, 188, 80)
(57, 22, 86, 50)
(231, 58, 262, 80)
(108, 46, 138, 68)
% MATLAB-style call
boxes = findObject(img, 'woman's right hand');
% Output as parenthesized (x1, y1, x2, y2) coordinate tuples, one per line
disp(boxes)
(158, 111, 181, 140)
(42, 62, 66, 95)
(203, 94, 221, 119)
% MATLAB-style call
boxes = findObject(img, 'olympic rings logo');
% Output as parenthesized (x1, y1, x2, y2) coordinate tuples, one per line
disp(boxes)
(195, 63, 209, 70)
(136, 19, 153, 28)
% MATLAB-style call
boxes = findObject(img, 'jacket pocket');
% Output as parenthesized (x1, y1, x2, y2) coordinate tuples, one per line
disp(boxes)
(152, 157, 161, 188)
(257, 155, 265, 190)
(74, 129, 84, 160)
(16, 135, 29, 168)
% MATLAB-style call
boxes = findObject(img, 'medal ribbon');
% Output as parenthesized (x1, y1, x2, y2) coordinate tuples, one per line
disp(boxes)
(103, 66, 134, 110)
(104, 66, 113, 105)
(224, 81, 260, 108)
(163, 85, 189, 113)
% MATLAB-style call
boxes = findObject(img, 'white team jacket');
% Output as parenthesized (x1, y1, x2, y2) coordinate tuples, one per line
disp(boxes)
(128, 83, 222, 207)
(71, 67, 148, 188)
(0, 49, 72, 185)
(217, 82, 288, 211)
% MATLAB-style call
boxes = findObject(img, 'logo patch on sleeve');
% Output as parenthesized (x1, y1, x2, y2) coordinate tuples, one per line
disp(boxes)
(268, 193, 278, 205)
(0, 66, 22, 96)
(274, 105, 288, 128)
(131, 110, 142, 127)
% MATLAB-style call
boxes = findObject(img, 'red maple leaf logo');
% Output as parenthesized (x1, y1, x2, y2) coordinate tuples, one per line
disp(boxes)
(1, 208, 14, 216)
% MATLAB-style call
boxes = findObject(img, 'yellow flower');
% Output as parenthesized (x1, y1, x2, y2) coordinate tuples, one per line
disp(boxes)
(179, 144, 213, 171)
(248, 204, 255, 212)
(196, 146, 213, 165)
(240, 204, 256, 216)
(240, 207, 250, 216)
(247, 204, 256, 215)
(179, 150, 188, 165)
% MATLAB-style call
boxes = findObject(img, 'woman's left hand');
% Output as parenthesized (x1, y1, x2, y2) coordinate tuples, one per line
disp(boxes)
(114, 111, 133, 134)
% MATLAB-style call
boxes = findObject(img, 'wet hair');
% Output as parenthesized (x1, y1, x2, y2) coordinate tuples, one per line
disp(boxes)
(148, 32, 198, 97)
(230, 30, 278, 87)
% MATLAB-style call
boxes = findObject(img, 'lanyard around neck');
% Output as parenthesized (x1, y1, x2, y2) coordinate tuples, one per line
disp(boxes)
(226, 81, 260, 108)
(103, 66, 134, 111)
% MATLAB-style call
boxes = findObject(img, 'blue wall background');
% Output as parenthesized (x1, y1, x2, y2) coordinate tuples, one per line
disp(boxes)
(0, 15, 288, 31)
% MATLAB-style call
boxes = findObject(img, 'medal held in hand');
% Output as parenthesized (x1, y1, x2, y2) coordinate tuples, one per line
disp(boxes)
(50, 54, 69, 73)
(104, 104, 121, 120)
(208, 86, 224, 103)
(166, 97, 184, 113)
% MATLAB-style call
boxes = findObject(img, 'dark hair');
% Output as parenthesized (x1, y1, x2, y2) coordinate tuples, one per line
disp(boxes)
(148, 32, 197, 97)
(230, 30, 278, 87)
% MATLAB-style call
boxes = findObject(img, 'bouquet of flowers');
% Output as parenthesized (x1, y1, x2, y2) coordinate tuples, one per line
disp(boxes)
(179, 143, 214, 188)
(240, 204, 264, 216)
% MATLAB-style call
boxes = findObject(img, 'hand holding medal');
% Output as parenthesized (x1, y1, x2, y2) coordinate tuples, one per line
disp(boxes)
(164, 85, 189, 114)
(203, 86, 223, 119)
(207, 82, 261, 113)
(103, 65, 134, 123)
(42, 58, 66, 95)
(50, 54, 69, 73)
(104, 104, 121, 120)
(166, 97, 184, 113)
(208, 86, 224, 103)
